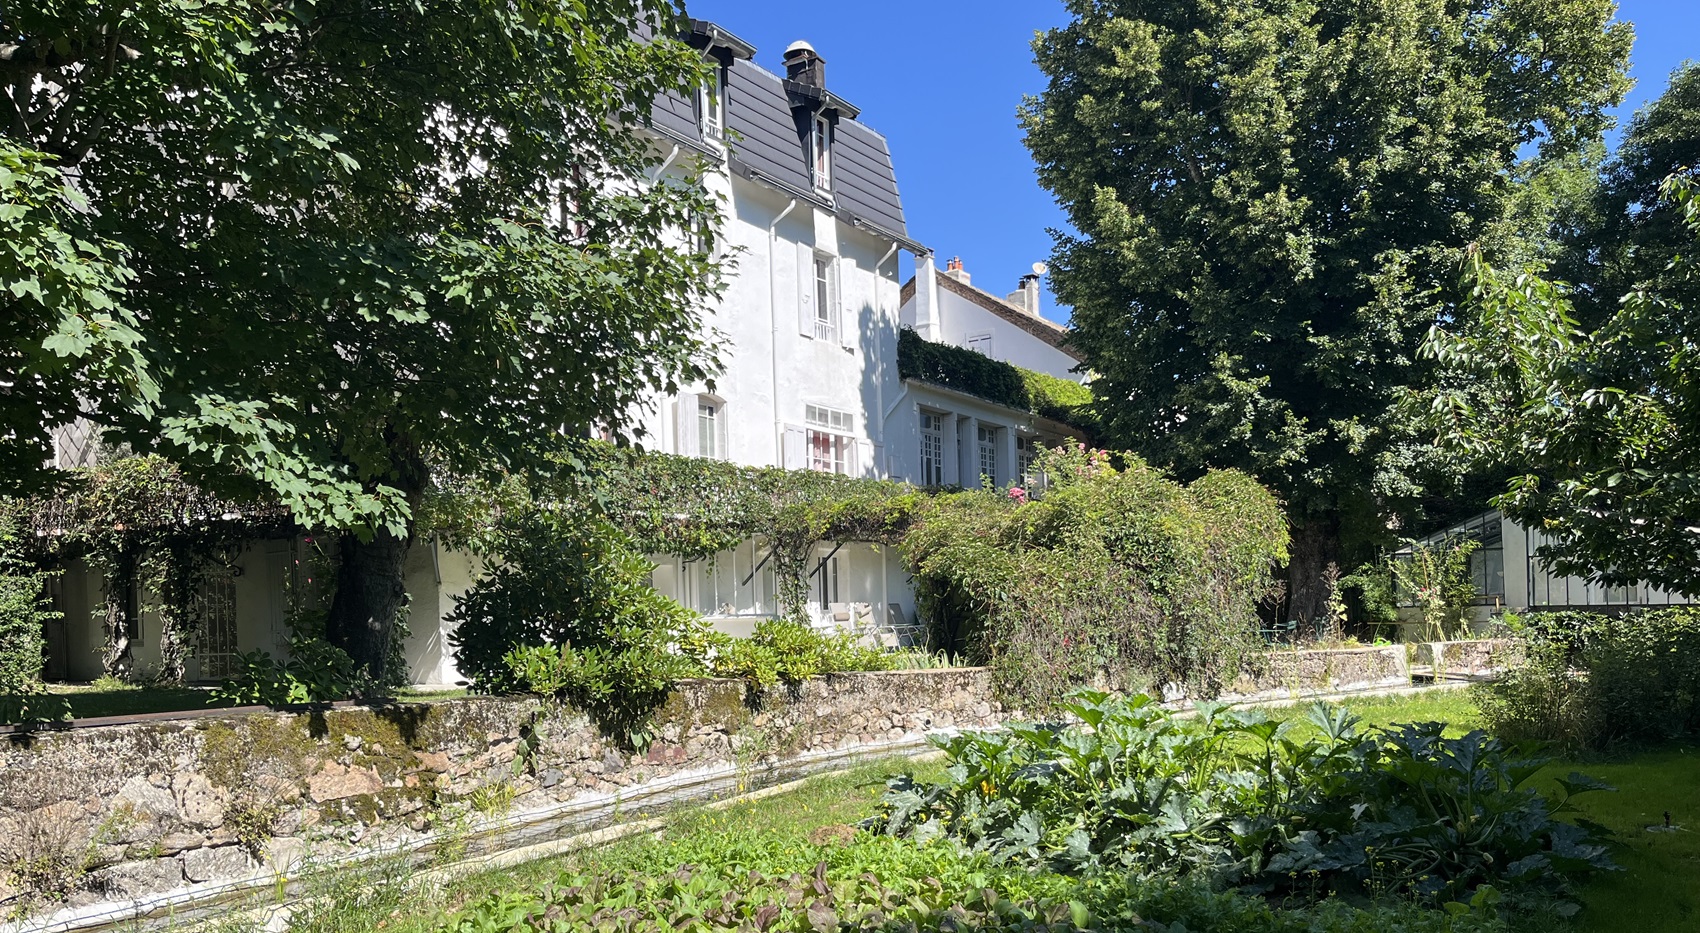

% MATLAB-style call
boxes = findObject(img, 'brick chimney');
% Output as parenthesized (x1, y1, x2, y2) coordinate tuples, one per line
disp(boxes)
(942, 256, 971, 286)
(783, 40, 825, 89)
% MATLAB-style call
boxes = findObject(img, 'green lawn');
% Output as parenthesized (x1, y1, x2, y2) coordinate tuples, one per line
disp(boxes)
(1282, 690, 1700, 933)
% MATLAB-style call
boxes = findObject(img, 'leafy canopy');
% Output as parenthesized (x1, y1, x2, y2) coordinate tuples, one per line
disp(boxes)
(1421, 173, 1700, 595)
(1021, 0, 1631, 564)
(4, 0, 724, 534)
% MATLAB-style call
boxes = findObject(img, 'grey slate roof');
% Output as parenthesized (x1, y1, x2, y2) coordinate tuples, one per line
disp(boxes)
(643, 23, 910, 242)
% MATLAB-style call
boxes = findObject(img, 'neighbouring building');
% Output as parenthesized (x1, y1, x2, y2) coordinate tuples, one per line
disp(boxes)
(37, 20, 1091, 685)
(1399, 509, 1698, 616)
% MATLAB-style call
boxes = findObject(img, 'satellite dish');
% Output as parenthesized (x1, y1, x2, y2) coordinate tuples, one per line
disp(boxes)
(1031, 261, 1049, 277)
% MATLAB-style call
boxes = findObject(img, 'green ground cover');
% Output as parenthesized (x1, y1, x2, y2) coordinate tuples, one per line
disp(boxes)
(41, 682, 467, 720)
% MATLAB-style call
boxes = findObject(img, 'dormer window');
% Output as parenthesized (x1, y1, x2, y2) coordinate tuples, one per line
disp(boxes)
(811, 113, 833, 189)
(696, 60, 726, 140)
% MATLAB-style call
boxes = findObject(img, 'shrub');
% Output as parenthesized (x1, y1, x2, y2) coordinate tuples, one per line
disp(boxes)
(449, 514, 702, 695)
(1480, 607, 1700, 749)
(904, 454, 1285, 708)
(705, 617, 891, 690)
(212, 636, 362, 706)
(1394, 539, 1481, 640)
(870, 690, 1615, 907)
(0, 503, 64, 724)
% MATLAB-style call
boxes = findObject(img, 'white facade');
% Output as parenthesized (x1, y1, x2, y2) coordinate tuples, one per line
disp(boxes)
(901, 254, 1083, 382)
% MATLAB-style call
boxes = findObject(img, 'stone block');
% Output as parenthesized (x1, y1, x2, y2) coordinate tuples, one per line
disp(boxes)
(308, 762, 383, 802)
(89, 858, 184, 899)
(181, 845, 252, 883)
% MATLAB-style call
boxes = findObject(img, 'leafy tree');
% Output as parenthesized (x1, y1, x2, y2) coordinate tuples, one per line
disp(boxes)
(3, 1, 724, 676)
(1022, 0, 1631, 622)
(1569, 62, 1700, 325)
(1422, 173, 1700, 595)
(0, 145, 154, 490)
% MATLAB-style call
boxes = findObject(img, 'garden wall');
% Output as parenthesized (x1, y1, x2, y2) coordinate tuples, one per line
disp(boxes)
(1228, 645, 1410, 702)
(0, 670, 1006, 931)
(1412, 638, 1524, 676)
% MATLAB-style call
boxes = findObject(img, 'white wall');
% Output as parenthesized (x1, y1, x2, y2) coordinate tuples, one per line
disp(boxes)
(900, 269, 1083, 382)
(633, 169, 905, 478)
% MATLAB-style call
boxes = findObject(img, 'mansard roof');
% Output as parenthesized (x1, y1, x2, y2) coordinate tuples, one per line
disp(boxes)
(646, 21, 910, 243)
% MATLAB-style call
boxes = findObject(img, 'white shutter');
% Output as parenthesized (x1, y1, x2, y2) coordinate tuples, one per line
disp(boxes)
(676, 394, 700, 457)
(833, 260, 853, 349)
(797, 243, 816, 337)
(717, 405, 730, 461)
(782, 424, 807, 470)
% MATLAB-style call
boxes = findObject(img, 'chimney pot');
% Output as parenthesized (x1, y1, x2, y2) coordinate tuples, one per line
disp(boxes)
(783, 40, 826, 88)
(943, 256, 970, 285)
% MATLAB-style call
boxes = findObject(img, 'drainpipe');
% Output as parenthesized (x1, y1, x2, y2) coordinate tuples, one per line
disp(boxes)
(648, 145, 681, 182)
(873, 241, 898, 477)
(768, 198, 800, 465)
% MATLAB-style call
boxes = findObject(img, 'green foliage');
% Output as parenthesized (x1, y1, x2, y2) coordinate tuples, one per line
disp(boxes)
(0, 504, 53, 694)
(1572, 63, 1700, 325)
(1423, 174, 1700, 594)
(33, 456, 290, 680)
(210, 637, 361, 707)
(1395, 540, 1482, 640)
(1021, 369, 1094, 429)
(4, 1, 729, 677)
(896, 328, 1096, 434)
(897, 326, 1028, 411)
(1480, 608, 1700, 750)
(871, 690, 1615, 908)
(705, 618, 892, 690)
(904, 453, 1286, 708)
(1024, 0, 1632, 620)
(1339, 562, 1401, 631)
(448, 514, 701, 701)
(432, 441, 922, 622)
(0, 143, 154, 489)
(446, 832, 1507, 933)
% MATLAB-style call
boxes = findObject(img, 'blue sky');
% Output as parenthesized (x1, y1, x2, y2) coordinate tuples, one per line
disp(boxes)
(687, 0, 1700, 325)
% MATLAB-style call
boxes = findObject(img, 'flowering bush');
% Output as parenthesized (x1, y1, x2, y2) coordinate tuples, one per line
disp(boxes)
(904, 454, 1285, 708)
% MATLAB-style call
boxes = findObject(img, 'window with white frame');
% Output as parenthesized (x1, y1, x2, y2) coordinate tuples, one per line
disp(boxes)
(1016, 435, 1037, 485)
(813, 254, 836, 342)
(811, 113, 833, 189)
(966, 333, 993, 356)
(697, 398, 726, 460)
(806, 404, 855, 474)
(919, 412, 945, 486)
(696, 60, 726, 139)
(977, 424, 998, 485)
(817, 553, 840, 611)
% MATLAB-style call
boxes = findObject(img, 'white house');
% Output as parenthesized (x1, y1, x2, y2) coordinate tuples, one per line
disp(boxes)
(38, 19, 1093, 685)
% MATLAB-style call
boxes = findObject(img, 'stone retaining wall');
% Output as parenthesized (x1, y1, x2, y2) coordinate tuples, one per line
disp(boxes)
(1229, 645, 1410, 702)
(1413, 638, 1523, 676)
(0, 670, 1006, 927)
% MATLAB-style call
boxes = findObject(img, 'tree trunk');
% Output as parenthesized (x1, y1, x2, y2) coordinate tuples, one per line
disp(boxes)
(324, 433, 428, 686)
(1285, 515, 1342, 638)
(326, 526, 413, 684)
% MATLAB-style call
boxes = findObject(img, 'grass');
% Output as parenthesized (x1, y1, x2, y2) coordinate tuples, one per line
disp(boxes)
(1273, 689, 1700, 933)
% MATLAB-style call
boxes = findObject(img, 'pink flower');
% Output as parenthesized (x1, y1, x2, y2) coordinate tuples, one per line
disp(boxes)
(1008, 487, 1028, 503)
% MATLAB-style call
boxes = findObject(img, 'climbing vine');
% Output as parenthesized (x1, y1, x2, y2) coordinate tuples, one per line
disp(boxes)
(29, 456, 292, 681)
(426, 441, 923, 622)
